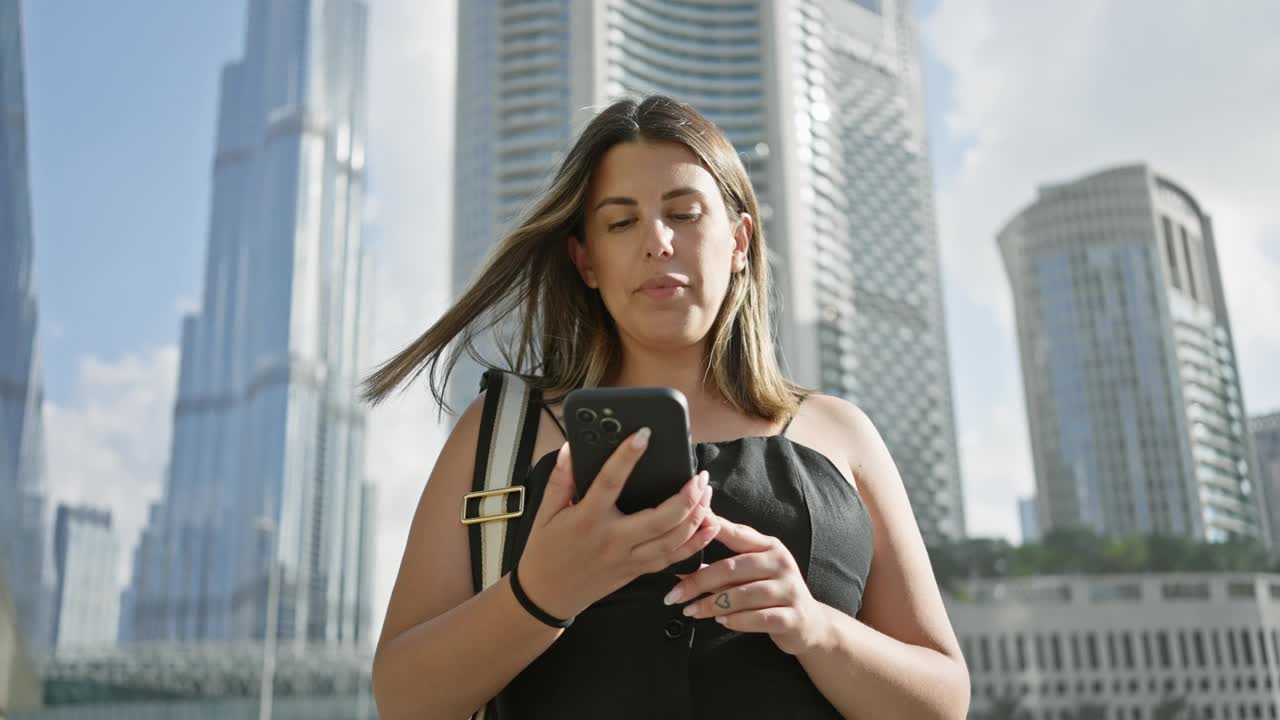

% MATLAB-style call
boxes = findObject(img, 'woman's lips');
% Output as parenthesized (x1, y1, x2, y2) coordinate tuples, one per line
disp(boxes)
(637, 285, 688, 300)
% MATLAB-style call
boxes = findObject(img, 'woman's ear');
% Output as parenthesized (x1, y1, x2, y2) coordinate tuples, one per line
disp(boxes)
(730, 214, 753, 273)
(567, 235, 598, 288)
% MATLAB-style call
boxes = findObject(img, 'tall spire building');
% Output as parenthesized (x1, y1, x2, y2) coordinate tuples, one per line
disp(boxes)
(124, 0, 377, 647)
(451, 0, 965, 542)
(0, 0, 53, 652)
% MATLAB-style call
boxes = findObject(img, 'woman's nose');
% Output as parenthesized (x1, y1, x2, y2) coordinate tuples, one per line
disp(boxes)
(643, 218, 675, 258)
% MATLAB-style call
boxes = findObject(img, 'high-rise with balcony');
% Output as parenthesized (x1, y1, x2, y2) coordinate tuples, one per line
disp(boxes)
(999, 165, 1268, 545)
(0, 0, 53, 652)
(452, 0, 964, 542)
(124, 0, 377, 648)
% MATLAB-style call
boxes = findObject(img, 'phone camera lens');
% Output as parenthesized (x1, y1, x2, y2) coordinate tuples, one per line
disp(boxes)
(575, 408, 597, 424)
(581, 429, 599, 445)
(600, 417, 622, 434)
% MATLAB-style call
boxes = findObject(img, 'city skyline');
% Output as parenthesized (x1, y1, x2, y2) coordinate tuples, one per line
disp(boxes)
(452, 0, 965, 543)
(122, 0, 377, 648)
(12, 0, 1280, 645)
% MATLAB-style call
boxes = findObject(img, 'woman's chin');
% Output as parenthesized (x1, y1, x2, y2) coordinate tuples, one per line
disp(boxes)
(627, 326, 709, 353)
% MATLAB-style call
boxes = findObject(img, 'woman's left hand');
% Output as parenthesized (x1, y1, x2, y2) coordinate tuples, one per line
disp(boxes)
(662, 517, 832, 656)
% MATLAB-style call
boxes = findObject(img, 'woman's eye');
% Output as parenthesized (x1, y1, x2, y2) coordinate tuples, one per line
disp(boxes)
(606, 213, 701, 232)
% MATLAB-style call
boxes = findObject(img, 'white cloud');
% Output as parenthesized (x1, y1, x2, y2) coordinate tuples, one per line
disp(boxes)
(957, 399, 1034, 543)
(362, 0, 458, 637)
(921, 0, 1280, 538)
(43, 346, 179, 591)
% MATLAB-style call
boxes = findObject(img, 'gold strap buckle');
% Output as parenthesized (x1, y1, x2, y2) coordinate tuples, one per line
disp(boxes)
(460, 486, 526, 525)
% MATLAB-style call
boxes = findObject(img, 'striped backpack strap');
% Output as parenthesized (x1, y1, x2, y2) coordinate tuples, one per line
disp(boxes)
(463, 369, 542, 720)
(464, 369, 542, 594)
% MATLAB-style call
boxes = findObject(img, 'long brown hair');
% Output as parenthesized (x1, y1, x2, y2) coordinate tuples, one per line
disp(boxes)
(361, 95, 805, 420)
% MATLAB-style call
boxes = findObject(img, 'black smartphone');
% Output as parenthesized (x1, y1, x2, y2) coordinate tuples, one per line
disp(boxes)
(564, 386, 697, 515)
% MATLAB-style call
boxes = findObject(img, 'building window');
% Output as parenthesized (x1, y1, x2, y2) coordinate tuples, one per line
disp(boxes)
(1158, 631, 1172, 668)
(1261, 630, 1270, 668)
(1179, 225, 1198, 301)
(1016, 634, 1027, 671)
(1051, 634, 1064, 671)
(1087, 633, 1100, 670)
(1143, 632, 1154, 668)
(1035, 634, 1046, 671)
(1123, 632, 1136, 669)
(1178, 630, 1190, 668)
(980, 636, 992, 673)
(1107, 632, 1118, 669)
(1228, 631, 1240, 667)
(1242, 629, 1255, 667)
(999, 635, 1011, 674)
(1194, 630, 1207, 667)
(1213, 629, 1224, 667)
(1162, 216, 1181, 290)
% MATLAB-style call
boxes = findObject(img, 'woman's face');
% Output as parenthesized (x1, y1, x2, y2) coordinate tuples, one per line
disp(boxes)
(569, 140, 752, 354)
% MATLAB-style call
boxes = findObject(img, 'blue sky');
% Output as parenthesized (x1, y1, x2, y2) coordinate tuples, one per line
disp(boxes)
(22, 1, 1280, 616)
(24, 1, 243, 405)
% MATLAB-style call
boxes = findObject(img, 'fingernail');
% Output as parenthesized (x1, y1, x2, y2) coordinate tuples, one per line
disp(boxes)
(682, 605, 697, 617)
(631, 427, 651, 449)
(555, 442, 569, 470)
(701, 471, 710, 489)
(664, 587, 685, 605)
(701, 486, 713, 506)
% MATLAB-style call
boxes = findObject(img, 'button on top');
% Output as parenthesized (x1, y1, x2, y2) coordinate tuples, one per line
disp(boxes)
(663, 617, 687, 640)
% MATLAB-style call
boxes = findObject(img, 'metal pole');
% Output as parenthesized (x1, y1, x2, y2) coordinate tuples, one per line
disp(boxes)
(258, 499, 280, 720)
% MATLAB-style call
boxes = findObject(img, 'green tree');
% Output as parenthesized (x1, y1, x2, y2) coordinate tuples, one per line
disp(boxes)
(978, 689, 1029, 720)
(1071, 702, 1108, 720)
(1153, 694, 1200, 720)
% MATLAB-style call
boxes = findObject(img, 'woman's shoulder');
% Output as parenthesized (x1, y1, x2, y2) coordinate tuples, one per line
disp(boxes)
(795, 393, 873, 434)
(788, 393, 887, 492)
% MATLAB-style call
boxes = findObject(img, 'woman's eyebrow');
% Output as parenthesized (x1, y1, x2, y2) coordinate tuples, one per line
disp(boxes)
(593, 186, 704, 213)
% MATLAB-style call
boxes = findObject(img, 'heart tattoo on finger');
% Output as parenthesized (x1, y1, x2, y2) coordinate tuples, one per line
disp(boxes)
(714, 592, 731, 610)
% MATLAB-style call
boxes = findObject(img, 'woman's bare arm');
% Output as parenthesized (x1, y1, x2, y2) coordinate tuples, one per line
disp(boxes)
(792, 396, 971, 719)
(371, 397, 563, 720)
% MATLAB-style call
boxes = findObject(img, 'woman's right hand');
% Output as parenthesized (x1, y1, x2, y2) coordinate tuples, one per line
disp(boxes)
(514, 427, 719, 621)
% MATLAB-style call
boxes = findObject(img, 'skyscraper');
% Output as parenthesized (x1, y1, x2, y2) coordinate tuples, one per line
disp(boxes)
(999, 165, 1268, 545)
(125, 0, 377, 648)
(451, 0, 964, 541)
(1251, 411, 1280, 548)
(51, 505, 119, 652)
(0, 0, 53, 652)
(1017, 496, 1040, 544)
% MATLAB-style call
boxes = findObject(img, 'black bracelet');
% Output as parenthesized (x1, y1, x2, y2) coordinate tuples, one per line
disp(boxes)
(509, 564, 574, 629)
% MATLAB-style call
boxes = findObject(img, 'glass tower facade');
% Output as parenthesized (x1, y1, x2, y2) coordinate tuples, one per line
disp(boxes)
(999, 165, 1269, 545)
(1251, 411, 1280, 548)
(0, 0, 52, 653)
(51, 505, 119, 652)
(124, 0, 377, 648)
(451, 0, 964, 542)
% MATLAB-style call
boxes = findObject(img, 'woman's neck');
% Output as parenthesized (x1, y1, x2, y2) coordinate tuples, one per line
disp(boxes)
(608, 342, 723, 414)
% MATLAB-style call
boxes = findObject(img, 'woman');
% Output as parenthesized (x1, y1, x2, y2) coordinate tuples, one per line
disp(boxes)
(364, 95, 969, 719)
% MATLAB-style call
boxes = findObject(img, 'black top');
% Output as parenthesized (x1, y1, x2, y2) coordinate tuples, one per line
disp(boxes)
(492, 431, 875, 719)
